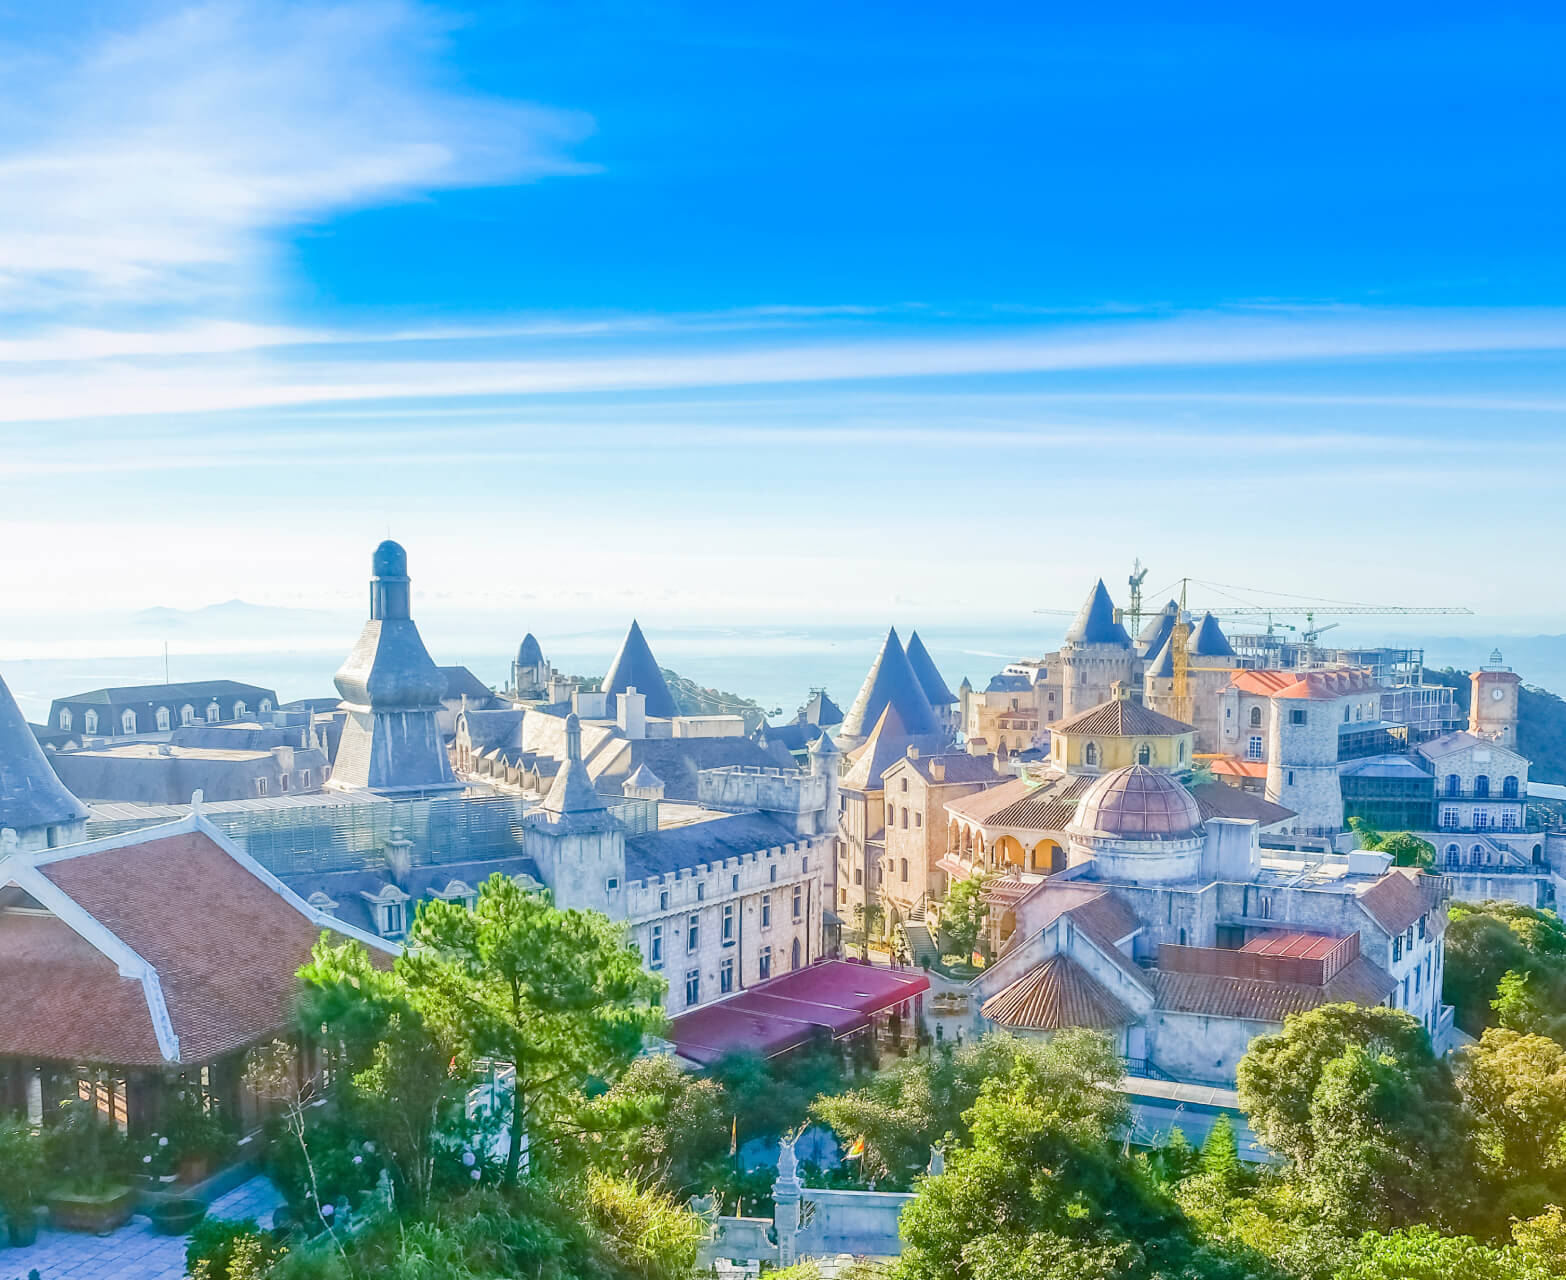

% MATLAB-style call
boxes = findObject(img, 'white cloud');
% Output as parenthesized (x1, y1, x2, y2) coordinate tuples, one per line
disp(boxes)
(0, 0, 593, 311)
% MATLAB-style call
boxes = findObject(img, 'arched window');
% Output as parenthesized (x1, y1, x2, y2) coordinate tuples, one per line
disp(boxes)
(1249, 706, 1263, 728)
(206, 703, 220, 723)
(84, 709, 99, 734)
(1445, 774, 1460, 797)
(1084, 742, 1099, 767)
(1445, 844, 1460, 867)
(58, 708, 72, 731)
(1503, 776, 1520, 799)
(155, 706, 171, 732)
(233, 700, 248, 720)
(1534, 844, 1545, 866)
(1177, 741, 1187, 764)
(1475, 775, 1490, 798)
(181, 705, 195, 726)
(1471, 845, 1484, 866)
(1136, 743, 1151, 766)
(791, 938, 802, 970)
(900, 858, 908, 882)
(120, 708, 137, 735)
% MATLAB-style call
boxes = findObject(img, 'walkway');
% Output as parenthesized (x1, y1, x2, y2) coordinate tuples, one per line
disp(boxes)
(3, 1176, 283, 1280)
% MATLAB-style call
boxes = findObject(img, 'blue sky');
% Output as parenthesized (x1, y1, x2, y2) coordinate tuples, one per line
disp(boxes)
(2, 1, 1565, 634)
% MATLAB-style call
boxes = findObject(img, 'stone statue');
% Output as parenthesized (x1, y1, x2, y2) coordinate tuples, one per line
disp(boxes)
(777, 1133, 799, 1183)
(928, 1145, 945, 1176)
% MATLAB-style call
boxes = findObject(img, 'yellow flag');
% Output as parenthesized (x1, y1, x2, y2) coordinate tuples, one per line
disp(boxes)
(846, 1135, 866, 1159)
(729, 1117, 737, 1157)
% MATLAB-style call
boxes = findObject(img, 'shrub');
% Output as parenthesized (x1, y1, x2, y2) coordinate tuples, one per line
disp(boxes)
(187, 1217, 285, 1280)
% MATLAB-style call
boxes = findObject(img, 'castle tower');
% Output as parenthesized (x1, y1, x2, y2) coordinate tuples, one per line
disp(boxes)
(328, 541, 461, 795)
(1058, 580, 1135, 718)
(511, 633, 548, 698)
(523, 712, 626, 916)
(905, 631, 958, 740)
(0, 670, 89, 851)
(1264, 686, 1342, 832)
(838, 627, 941, 750)
(1470, 651, 1521, 748)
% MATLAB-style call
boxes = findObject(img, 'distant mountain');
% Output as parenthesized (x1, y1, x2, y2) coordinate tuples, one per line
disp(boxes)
(130, 599, 340, 629)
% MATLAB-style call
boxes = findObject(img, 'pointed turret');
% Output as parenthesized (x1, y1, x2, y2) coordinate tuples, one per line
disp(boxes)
(842, 703, 914, 791)
(1137, 600, 1180, 659)
(603, 621, 680, 720)
(0, 671, 89, 850)
(1189, 612, 1235, 658)
(517, 633, 545, 667)
(838, 627, 941, 746)
(543, 713, 608, 817)
(905, 631, 957, 707)
(1063, 580, 1132, 647)
(329, 541, 460, 794)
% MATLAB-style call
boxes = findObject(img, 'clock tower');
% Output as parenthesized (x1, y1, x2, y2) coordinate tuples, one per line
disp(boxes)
(1469, 650, 1521, 749)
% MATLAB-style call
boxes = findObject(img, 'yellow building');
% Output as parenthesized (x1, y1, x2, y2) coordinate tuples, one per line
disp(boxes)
(1046, 683, 1196, 775)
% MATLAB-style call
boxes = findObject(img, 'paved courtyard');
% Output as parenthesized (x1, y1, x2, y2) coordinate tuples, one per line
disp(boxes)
(2, 1177, 283, 1280)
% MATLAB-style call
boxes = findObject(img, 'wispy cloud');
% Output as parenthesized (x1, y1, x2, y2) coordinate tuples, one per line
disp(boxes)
(0, 0, 594, 313)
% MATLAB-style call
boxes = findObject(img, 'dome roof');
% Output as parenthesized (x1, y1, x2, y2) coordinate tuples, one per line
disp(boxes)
(1072, 765, 1202, 841)
(372, 540, 408, 578)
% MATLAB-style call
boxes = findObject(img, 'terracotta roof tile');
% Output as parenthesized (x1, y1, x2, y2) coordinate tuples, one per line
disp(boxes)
(1053, 699, 1194, 738)
(981, 954, 1135, 1031)
(1150, 954, 1394, 1022)
(1355, 866, 1447, 936)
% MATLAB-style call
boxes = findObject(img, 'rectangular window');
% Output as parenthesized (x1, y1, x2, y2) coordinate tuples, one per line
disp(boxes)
(802, 856, 808, 872)
(721, 957, 735, 994)
(279, 773, 289, 792)
(605, 876, 620, 892)
(659, 889, 669, 911)
(792, 886, 803, 921)
(761, 895, 771, 928)
(759, 946, 771, 981)
(770, 865, 778, 883)
(257, 777, 269, 796)
(1393, 936, 1402, 962)
(687, 914, 699, 951)
(915, 812, 922, 828)
(697, 883, 706, 901)
(732, 874, 740, 892)
(1290, 708, 1307, 726)
(1247, 736, 1264, 761)
(685, 970, 700, 1006)
(650, 924, 664, 968)
(722, 904, 735, 945)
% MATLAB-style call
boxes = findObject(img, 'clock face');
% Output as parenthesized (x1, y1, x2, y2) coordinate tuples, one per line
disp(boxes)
(1492, 687, 1506, 702)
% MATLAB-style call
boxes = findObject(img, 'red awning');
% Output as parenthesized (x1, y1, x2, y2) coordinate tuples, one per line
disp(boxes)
(670, 959, 930, 1065)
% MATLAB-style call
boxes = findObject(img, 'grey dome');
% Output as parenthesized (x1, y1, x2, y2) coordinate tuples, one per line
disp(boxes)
(1072, 765, 1202, 841)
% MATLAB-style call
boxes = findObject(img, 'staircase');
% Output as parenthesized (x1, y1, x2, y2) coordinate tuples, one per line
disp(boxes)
(903, 898, 940, 968)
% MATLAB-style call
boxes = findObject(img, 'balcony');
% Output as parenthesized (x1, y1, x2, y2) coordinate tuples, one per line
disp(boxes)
(1435, 787, 1523, 802)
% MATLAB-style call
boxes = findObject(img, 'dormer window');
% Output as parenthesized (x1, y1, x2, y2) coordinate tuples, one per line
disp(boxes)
(306, 891, 339, 913)
(382, 902, 406, 936)
(59, 708, 72, 731)
(233, 701, 248, 719)
(206, 703, 220, 723)
(181, 705, 195, 726)
(156, 707, 172, 731)
(121, 709, 138, 735)
(84, 710, 99, 734)
(362, 884, 413, 937)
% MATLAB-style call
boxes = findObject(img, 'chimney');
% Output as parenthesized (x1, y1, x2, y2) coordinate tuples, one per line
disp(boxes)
(906, 744, 920, 760)
(618, 686, 647, 740)
(930, 759, 946, 783)
(384, 825, 414, 888)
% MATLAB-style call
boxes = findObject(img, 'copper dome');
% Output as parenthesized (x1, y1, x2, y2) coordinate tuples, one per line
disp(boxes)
(1072, 765, 1203, 841)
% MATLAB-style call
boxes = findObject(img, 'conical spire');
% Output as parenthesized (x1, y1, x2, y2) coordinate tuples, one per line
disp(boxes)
(1189, 612, 1235, 658)
(0, 671, 89, 839)
(1063, 580, 1132, 647)
(543, 713, 607, 816)
(905, 631, 956, 706)
(842, 702, 914, 791)
(1137, 600, 1179, 659)
(603, 621, 680, 719)
(839, 627, 940, 744)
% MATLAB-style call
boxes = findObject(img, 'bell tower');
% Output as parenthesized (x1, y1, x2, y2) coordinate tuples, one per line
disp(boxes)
(1469, 650, 1521, 749)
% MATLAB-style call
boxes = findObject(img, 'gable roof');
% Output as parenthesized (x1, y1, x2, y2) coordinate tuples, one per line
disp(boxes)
(0, 816, 392, 1067)
(1, 671, 90, 835)
(457, 708, 525, 753)
(904, 632, 957, 706)
(840, 627, 941, 741)
(438, 666, 495, 703)
(1053, 698, 1194, 738)
(1063, 580, 1132, 648)
(602, 621, 681, 719)
(883, 752, 1007, 787)
(1150, 954, 1394, 1023)
(1189, 780, 1296, 827)
(981, 953, 1135, 1031)
(1417, 730, 1524, 763)
(1355, 866, 1447, 936)
(1229, 668, 1379, 701)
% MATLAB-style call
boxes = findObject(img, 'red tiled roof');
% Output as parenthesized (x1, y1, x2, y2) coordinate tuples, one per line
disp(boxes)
(981, 953, 1135, 1031)
(1209, 757, 1268, 780)
(1, 828, 370, 1067)
(1053, 699, 1194, 738)
(1150, 954, 1394, 1023)
(1229, 668, 1379, 701)
(1355, 866, 1448, 937)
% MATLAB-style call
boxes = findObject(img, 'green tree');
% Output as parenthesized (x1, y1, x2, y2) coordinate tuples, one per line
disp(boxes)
(1348, 818, 1434, 868)
(1236, 1004, 1472, 1231)
(1340, 1225, 1545, 1280)
(896, 1045, 1266, 1280)
(1457, 1027, 1566, 1225)
(941, 872, 990, 960)
(578, 1054, 730, 1198)
(1444, 900, 1566, 1036)
(403, 873, 666, 1184)
(1197, 1115, 1244, 1199)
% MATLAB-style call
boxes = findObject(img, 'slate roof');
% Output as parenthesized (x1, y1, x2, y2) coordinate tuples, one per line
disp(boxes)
(981, 953, 1136, 1030)
(624, 763, 663, 789)
(283, 856, 544, 936)
(986, 673, 1032, 694)
(517, 634, 545, 667)
(542, 716, 609, 820)
(1053, 698, 1194, 738)
(905, 632, 957, 706)
(624, 812, 805, 880)
(888, 752, 1007, 787)
(50, 680, 276, 709)
(839, 627, 941, 741)
(799, 690, 844, 728)
(1063, 580, 1132, 647)
(1190, 613, 1235, 658)
(458, 709, 525, 753)
(841, 704, 944, 792)
(762, 722, 822, 754)
(0, 825, 388, 1066)
(602, 621, 680, 719)
(0, 671, 90, 834)
(438, 666, 496, 704)
(1150, 954, 1394, 1023)
(1416, 730, 1521, 762)
(1137, 601, 1179, 659)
